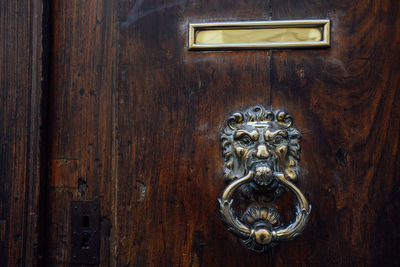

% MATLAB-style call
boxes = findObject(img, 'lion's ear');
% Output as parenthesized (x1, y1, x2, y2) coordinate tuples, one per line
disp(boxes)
(227, 112, 244, 130)
(275, 110, 293, 127)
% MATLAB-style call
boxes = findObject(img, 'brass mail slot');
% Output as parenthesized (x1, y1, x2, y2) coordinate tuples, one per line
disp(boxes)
(188, 20, 330, 50)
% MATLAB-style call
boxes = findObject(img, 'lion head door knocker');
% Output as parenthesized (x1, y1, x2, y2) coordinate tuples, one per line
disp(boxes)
(218, 105, 311, 252)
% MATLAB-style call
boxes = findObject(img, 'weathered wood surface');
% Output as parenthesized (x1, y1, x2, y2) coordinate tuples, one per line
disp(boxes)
(0, 0, 47, 266)
(269, 0, 400, 266)
(112, 0, 400, 266)
(46, 0, 115, 265)
(6, 0, 397, 266)
(115, 0, 273, 266)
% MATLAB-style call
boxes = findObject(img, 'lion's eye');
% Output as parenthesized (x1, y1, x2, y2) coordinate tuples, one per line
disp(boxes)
(272, 135, 286, 144)
(237, 135, 253, 146)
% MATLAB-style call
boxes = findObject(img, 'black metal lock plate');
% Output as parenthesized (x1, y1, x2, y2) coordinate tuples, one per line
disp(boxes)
(71, 201, 100, 265)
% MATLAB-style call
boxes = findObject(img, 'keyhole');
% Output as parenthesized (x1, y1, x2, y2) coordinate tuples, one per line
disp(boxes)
(82, 215, 90, 227)
(81, 232, 90, 249)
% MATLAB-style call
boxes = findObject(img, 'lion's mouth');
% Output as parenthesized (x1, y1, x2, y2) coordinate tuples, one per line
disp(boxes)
(250, 162, 277, 189)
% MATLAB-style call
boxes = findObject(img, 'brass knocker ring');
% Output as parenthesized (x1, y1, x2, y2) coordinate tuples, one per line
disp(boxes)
(219, 171, 311, 251)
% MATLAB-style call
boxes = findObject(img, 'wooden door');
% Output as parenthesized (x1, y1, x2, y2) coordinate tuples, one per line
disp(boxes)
(1, 0, 399, 266)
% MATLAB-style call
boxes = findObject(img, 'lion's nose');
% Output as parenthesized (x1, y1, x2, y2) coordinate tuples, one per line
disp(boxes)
(256, 144, 270, 158)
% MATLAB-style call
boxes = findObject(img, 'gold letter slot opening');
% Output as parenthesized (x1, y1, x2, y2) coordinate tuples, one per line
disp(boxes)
(189, 20, 330, 50)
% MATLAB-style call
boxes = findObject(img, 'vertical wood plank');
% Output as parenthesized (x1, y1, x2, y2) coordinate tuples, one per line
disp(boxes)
(270, 0, 400, 266)
(25, 0, 49, 265)
(115, 0, 272, 265)
(0, 0, 47, 266)
(47, 0, 115, 265)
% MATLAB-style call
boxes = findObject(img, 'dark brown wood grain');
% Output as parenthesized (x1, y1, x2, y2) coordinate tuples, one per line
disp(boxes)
(115, 0, 273, 265)
(0, 0, 47, 266)
(2, 0, 399, 266)
(268, 1, 400, 266)
(46, 0, 115, 265)
(111, 0, 399, 266)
